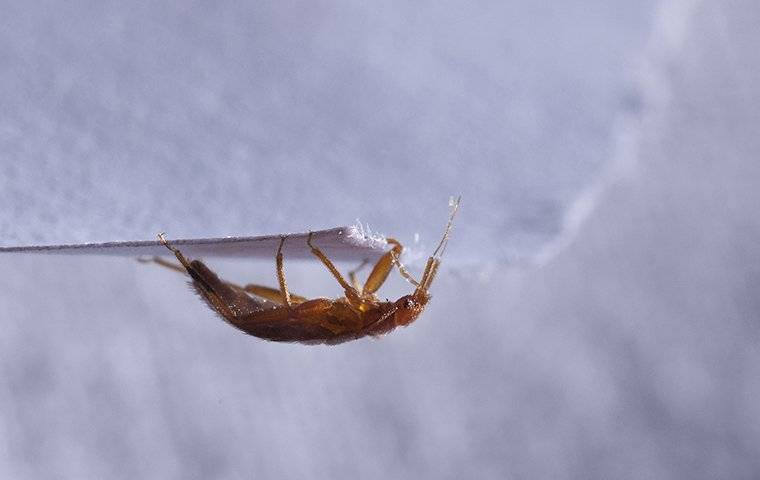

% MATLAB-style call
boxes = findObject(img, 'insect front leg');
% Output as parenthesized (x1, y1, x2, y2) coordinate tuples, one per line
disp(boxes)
(362, 238, 419, 295)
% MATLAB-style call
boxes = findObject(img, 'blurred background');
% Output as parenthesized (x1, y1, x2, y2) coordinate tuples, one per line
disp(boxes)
(1, 0, 759, 478)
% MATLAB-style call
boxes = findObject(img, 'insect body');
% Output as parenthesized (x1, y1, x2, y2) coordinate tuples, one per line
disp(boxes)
(150, 198, 460, 344)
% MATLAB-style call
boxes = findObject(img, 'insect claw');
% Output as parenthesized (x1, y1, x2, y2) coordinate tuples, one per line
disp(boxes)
(157, 232, 183, 257)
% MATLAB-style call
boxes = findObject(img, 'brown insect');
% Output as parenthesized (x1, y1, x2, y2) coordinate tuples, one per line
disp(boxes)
(147, 198, 460, 344)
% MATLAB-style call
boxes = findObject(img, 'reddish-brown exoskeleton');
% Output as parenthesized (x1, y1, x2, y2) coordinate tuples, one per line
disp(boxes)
(149, 198, 460, 344)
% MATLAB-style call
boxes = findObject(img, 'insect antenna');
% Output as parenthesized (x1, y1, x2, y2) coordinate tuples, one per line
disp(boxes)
(431, 196, 461, 259)
(415, 196, 461, 296)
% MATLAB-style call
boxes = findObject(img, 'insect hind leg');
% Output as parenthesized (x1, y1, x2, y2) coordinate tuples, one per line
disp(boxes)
(139, 252, 305, 305)
(157, 234, 264, 320)
(137, 256, 188, 275)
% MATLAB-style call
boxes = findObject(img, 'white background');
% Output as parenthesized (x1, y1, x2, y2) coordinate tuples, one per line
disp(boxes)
(1, 0, 759, 478)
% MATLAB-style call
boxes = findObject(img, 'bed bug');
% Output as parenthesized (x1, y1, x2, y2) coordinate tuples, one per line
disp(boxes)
(147, 197, 460, 344)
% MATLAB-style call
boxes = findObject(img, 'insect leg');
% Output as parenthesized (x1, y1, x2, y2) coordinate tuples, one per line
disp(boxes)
(306, 232, 361, 302)
(242, 284, 307, 305)
(139, 255, 305, 304)
(348, 259, 370, 291)
(137, 256, 188, 275)
(275, 236, 292, 308)
(362, 238, 419, 294)
(157, 234, 264, 319)
(158, 233, 192, 269)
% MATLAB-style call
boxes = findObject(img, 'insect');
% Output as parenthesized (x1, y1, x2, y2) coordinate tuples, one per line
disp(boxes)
(147, 197, 460, 344)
